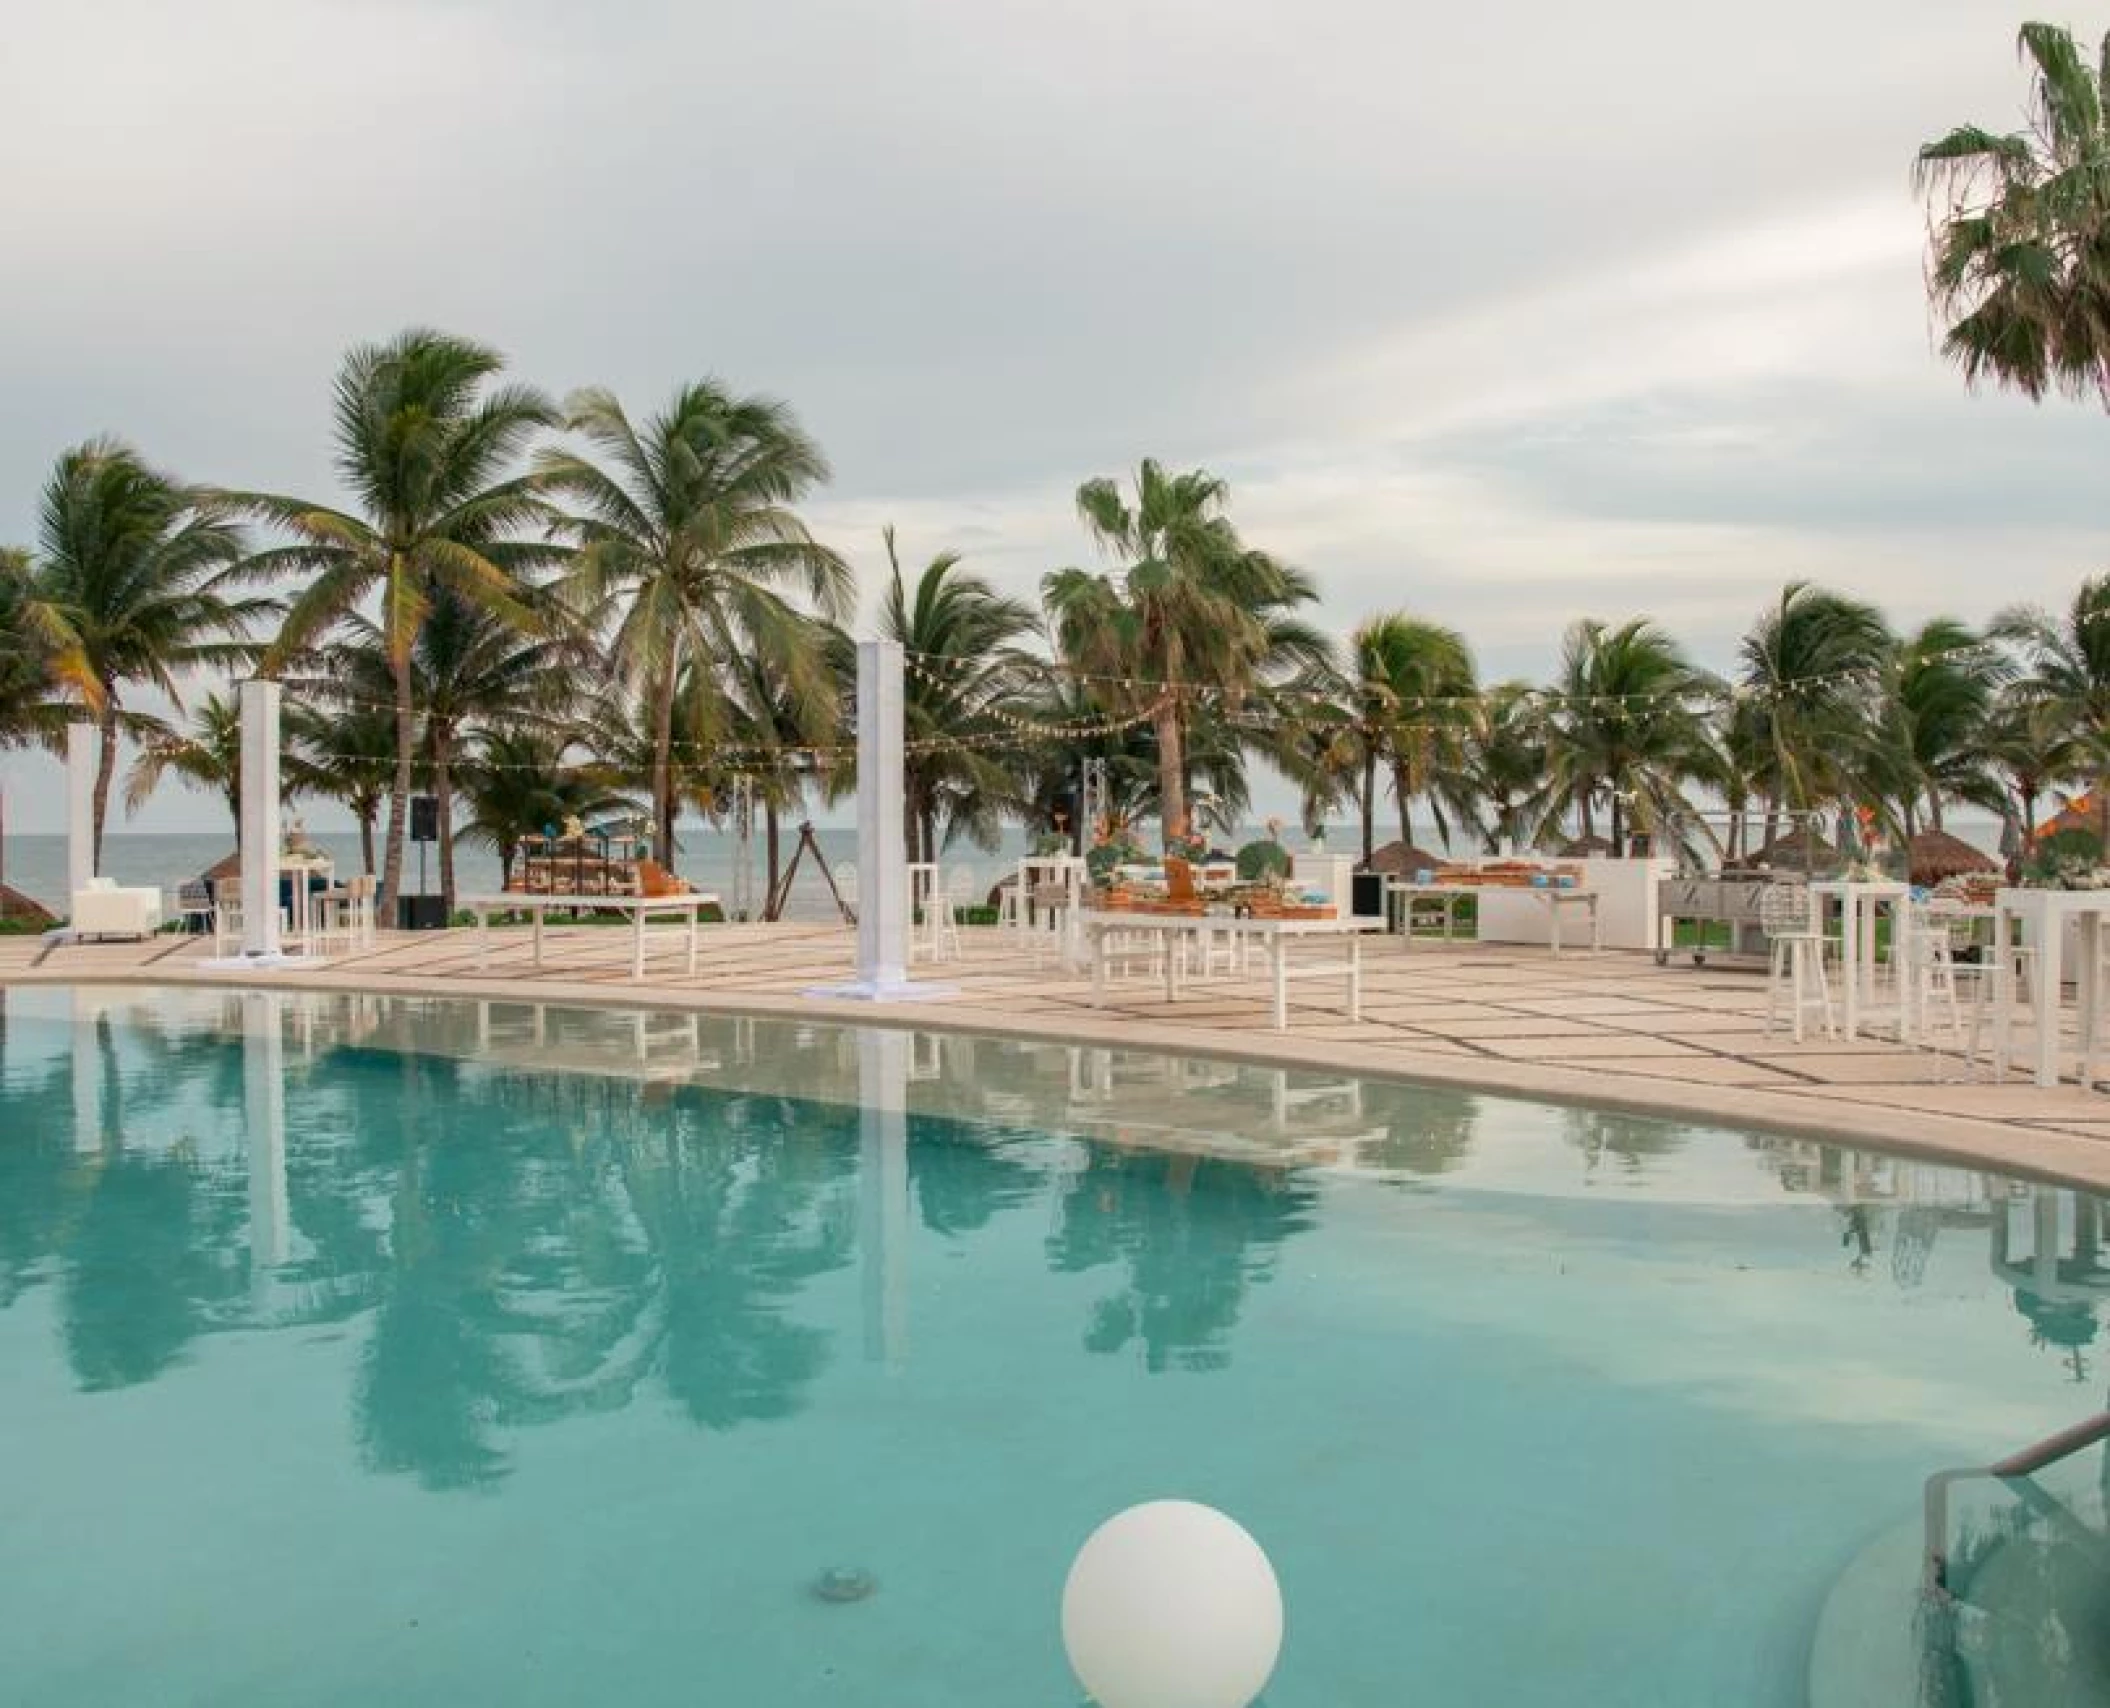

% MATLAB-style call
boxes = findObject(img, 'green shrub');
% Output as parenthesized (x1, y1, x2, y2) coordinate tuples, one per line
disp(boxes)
(1235, 839, 1290, 881)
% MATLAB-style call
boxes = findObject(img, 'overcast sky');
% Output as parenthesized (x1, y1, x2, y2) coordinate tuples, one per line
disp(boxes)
(3, 0, 2104, 832)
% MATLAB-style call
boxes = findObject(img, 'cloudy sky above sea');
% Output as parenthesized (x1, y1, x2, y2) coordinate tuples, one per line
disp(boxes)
(1, 0, 2104, 831)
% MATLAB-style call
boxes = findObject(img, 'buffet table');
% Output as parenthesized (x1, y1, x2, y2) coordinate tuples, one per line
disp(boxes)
(464, 892, 721, 982)
(1080, 910, 1381, 1031)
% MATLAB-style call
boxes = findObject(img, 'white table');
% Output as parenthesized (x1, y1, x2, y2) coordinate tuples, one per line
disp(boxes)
(1383, 880, 1599, 954)
(1810, 879, 1910, 1041)
(464, 892, 719, 982)
(1385, 880, 1473, 942)
(1527, 888, 1600, 956)
(1994, 887, 2110, 1087)
(1080, 911, 1381, 1031)
(280, 856, 335, 947)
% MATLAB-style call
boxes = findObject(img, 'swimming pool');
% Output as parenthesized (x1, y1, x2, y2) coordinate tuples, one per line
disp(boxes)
(1, 984, 2104, 1705)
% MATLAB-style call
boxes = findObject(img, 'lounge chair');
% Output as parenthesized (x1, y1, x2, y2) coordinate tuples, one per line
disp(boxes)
(71, 877, 163, 941)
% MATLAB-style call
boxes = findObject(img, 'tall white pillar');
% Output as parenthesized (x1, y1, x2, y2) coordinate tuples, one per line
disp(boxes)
(859, 1025, 910, 1370)
(65, 722, 96, 897)
(857, 638, 908, 990)
(808, 638, 948, 1001)
(239, 680, 282, 958)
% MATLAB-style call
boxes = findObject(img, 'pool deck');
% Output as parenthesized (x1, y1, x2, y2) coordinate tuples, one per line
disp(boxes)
(10, 921, 2110, 1189)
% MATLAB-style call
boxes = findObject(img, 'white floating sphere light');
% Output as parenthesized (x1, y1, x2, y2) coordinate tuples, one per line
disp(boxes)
(1061, 1500, 1283, 1708)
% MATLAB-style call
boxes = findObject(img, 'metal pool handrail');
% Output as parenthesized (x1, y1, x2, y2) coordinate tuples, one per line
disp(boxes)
(1923, 1410, 2110, 1595)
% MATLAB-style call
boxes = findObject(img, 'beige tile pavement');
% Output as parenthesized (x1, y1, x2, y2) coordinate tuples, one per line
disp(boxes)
(12, 921, 2110, 1188)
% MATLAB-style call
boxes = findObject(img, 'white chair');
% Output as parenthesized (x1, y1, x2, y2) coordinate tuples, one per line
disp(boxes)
(314, 875, 378, 955)
(927, 865, 970, 962)
(348, 874, 378, 947)
(210, 881, 244, 956)
(1899, 901, 1968, 1049)
(169, 881, 215, 938)
(998, 867, 1030, 939)
(1967, 923, 2036, 1083)
(1760, 882, 1834, 1042)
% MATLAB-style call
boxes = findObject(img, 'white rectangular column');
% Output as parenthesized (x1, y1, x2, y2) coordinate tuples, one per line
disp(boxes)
(65, 722, 95, 896)
(858, 1025, 910, 1370)
(857, 638, 908, 990)
(239, 680, 281, 957)
(243, 991, 289, 1282)
(807, 639, 949, 1001)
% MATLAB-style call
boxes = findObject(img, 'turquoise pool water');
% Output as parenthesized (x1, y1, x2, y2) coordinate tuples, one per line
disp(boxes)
(2, 985, 2106, 1705)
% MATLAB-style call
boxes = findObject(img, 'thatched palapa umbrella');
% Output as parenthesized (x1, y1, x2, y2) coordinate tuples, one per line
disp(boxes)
(1364, 840, 1440, 877)
(1907, 828, 1996, 887)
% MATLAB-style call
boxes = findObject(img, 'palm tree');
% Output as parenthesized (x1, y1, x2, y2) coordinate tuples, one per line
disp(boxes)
(1877, 618, 2006, 839)
(881, 526, 1038, 863)
(1044, 460, 1327, 845)
(1737, 583, 1893, 833)
(1996, 574, 2110, 842)
(1291, 615, 1477, 864)
(229, 329, 558, 916)
(714, 622, 852, 915)
(124, 690, 244, 830)
(0, 548, 59, 751)
(1982, 679, 2080, 851)
(319, 593, 583, 912)
(24, 439, 259, 863)
(286, 700, 396, 875)
(536, 382, 851, 867)
(1916, 23, 2110, 406)
(457, 728, 636, 886)
(1462, 681, 1548, 855)
(1540, 618, 1715, 849)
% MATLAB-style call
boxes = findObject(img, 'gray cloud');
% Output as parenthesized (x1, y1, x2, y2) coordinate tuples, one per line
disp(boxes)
(1, 0, 2102, 829)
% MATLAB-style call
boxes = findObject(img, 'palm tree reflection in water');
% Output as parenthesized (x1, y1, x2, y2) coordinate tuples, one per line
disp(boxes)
(1046, 1148, 1319, 1374)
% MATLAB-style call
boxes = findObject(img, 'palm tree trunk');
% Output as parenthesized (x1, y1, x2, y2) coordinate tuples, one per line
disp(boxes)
(379, 651, 415, 919)
(359, 806, 376, 877)
(1361, 746, 1377, 865)
(1154, 695, 1187, 844)
(91, 697, 119, 870)
(1927, 790, 1945, 834)
(434, 727, 457, 917)
(652, 665, 677, 868)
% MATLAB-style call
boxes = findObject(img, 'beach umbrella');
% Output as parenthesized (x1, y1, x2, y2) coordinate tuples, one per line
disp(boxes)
(1364, 840, 1439, 877)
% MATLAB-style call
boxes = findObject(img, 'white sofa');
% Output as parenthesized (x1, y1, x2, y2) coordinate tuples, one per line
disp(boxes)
(71, 878, 164, 941)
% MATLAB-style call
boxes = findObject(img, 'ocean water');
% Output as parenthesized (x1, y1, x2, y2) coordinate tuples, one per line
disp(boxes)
(0, 986, 2100, 1705)
(1, 815, 2009, 925)
(0, 827, 1039, 924)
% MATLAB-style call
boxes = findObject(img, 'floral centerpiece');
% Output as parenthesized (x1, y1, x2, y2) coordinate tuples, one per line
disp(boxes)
(1086, 830, 1144, 889)
(1164, 827, 1209, 865)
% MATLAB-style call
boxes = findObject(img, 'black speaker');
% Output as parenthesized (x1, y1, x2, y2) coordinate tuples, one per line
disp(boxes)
(1351, 871, 1386, 919)
(409, 795, 439, 842)
(397, 894, 447, 931)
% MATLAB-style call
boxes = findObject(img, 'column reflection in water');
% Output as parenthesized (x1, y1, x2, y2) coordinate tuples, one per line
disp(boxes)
(859, 1025, 910, 1371)
(244, 991, 290, 1294)
(69, 987, 102, 1153)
